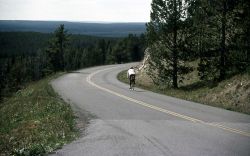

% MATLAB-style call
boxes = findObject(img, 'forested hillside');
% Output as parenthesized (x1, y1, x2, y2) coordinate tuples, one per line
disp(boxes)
(0, 20, 146, 37)
(0, 26, 145, 101)
(146, 0, 250, 88)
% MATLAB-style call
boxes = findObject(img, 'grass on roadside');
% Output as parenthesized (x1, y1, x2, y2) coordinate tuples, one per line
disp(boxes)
(0, 74, 78, 156)
(117, 70, 250, 115)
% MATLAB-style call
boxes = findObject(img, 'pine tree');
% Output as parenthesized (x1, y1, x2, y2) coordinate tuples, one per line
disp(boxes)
(228, 0, 250, 73)
(188, 0, 221, 80)
(97, 39, 107, 65)
(194, 0, 246, 81)
(214, 0, 240, 80)
(146, 0, 192, 88)
(46, 24, 69, 72)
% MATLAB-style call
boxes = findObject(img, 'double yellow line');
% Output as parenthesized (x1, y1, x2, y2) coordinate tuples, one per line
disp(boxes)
(86, 67, 250, 137)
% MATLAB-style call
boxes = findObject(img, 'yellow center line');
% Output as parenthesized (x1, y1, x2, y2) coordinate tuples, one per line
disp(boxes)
(86, 67, 250, 137)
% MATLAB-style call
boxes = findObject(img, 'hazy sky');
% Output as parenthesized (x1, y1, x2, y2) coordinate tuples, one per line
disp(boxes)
(0, 0, 152, 22)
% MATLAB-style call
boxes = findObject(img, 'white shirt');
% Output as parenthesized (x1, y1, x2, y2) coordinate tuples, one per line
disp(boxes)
(127, 69, 135, 77)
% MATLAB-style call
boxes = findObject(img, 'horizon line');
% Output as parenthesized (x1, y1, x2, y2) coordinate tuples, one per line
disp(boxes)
(0, 19, 148, 24)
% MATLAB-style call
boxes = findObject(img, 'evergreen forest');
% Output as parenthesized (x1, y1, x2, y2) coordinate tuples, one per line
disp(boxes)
(0, 25, 145, 101)
(146, 0, 250, 88)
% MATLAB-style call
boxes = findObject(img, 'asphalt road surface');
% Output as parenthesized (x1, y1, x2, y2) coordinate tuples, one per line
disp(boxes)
(51, 63, 250, 156)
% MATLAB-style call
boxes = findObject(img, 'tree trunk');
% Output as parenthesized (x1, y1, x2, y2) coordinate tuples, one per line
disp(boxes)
(219, 1, 226, 81)
(173, 0, 178, 88)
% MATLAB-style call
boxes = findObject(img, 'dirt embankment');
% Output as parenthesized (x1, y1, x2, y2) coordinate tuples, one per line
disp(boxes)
(131, 51, 250, 114)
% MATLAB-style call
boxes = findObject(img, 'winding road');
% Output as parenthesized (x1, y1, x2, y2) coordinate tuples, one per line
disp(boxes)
(51, 63, 250, 156)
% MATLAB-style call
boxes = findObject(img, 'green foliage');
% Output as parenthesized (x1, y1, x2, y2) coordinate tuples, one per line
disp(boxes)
(0, 32, 51, 58)
(105, 34, 145, 64)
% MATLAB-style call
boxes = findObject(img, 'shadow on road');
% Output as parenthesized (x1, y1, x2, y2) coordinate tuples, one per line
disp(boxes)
(133, 90, 146, 93)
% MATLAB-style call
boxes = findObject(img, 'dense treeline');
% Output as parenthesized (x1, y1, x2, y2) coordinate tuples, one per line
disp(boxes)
(0, 26, 145, 101)
(146, 0, 250, 88)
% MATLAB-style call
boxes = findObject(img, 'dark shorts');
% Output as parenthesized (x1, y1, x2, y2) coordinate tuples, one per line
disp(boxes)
(129, 74, 135, 82)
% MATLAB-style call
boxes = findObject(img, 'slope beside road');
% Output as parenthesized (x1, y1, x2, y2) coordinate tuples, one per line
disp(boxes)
(51, 63, 250, 156)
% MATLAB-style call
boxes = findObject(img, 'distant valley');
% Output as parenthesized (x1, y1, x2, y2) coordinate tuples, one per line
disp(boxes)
(0, 20, 146, 37)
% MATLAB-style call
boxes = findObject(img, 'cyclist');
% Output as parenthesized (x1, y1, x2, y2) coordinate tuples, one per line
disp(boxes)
(127, 67, 136, 90)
